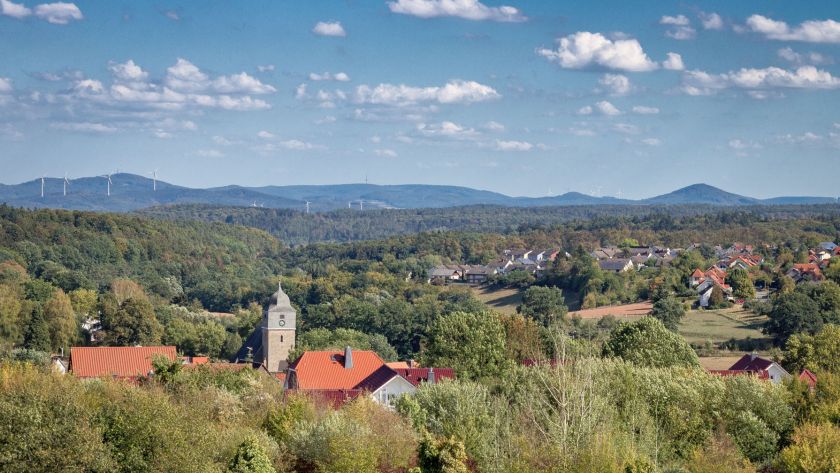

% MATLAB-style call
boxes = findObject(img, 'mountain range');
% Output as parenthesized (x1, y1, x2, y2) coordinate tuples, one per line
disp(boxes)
(0, 174, 836, 212)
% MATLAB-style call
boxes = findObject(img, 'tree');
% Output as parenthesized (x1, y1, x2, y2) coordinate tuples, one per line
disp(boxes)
(777, 423, 840, 473)
(765, 292, 823, 345)
(23, 304, 51, 352)
(422, 311, 510, 381)
(726, 269, 755, 300)
(43, 289, 77, 352)
(228, 437, 275, 473)
(602, 317, 699, 368)
(101, 297, 163, 346)
(418, 434, 469, 473)
(0, 283, 23, 346)
(110, 279, 149, 305)
(517, 286, 568, 326)
(796, 281, 840, 324)
(708, 285, 726, 308)
(784, 324, 840, 374)
(650, 296, 686, 331)
(69, 288, 97, 318)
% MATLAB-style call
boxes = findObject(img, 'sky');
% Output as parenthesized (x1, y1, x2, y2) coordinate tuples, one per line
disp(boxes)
(1, 0, 839, 199)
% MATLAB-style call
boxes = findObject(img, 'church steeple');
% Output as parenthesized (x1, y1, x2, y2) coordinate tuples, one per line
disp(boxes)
(262, 282, 296, 372)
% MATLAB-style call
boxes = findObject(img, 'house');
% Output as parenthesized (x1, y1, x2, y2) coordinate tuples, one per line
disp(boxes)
(69, 346, 177, 380)
(536, 248, 561, 262)
(727, 353, 790, 385)
(465, 266, 495, 284)
(286, 347, 454, 408)
(487, 259, 514, 274)
(504, 249, 532, 262)
(819, 242, 838, 252)
(428, 266, 462, 284)
(591, 246, 620, 260)
(799, 369, 817, 390)
(598, 258, 633, 273)
(690, 269, 706, 287)
(698, 281, 732, 307)
(786, 263, 824, 283)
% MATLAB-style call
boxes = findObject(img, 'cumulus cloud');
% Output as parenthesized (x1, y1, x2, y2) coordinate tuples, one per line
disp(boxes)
(309, 72, 350, 81)
(355, 79, 500, 106)
(387, 0, 526, 22)
(594, 100, 621, 116)
(374, 148, 398, 158)
(537, 32, 660, 72)
(728, 138, 762, 150)
(640, 138, 661, 146)
(599, 73, 632, 95)
(257, 130, 275, 139)
(34, 2, 82, 24)
(495, 139, 533, 151)
(312, 21, 346, 37)
(632, 105, 659, 114)
(776, 132, 822, 144)
(576, 105, 592, 115)
(257, 65, 275, 73)
(1, 0, 31, 18)
(746, 15, 840, 43)
(484, 121, 505, 131)
(0, 77, 12, 93)
(416, 121, 479, 138)
(196, 149, 224, 158)
(699, 12, 724, 30)
(681, 66, 840, 94)
(660, 14, 690, 26)
(777, 47, 833, 66)
(660, 15, 695, 40)
(662, 52, 685, 71)
(108, 60, 149, 82)
(164, 58, 276, 94)
(52, 122, 118, 133)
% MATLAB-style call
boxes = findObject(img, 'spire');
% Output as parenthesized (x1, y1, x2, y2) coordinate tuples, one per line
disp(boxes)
(343, 346, 353, 369)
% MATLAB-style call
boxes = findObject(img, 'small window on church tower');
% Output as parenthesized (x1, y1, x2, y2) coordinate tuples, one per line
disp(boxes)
(280, 335, 284, 343)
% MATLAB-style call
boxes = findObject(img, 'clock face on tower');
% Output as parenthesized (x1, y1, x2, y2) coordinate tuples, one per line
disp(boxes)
(278, 320, 285, 327)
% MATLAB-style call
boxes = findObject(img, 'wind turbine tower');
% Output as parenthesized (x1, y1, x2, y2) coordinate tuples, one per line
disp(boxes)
(63, 173, 70, 197)
(149, 169, 158, 191)
(40, 175, 45, 198)
(305, 201, 311, 214)
(102, 174, 112, 196)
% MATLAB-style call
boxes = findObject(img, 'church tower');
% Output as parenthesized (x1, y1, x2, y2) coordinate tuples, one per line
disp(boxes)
(262, 282, 296, 373)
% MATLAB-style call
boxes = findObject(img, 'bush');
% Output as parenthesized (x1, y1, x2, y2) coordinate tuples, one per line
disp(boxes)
(602, 317, 700, 368)
(777, 423, 840, 473)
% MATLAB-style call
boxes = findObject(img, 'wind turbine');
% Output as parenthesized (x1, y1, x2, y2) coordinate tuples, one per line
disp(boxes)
(359, 199, 364, 211)
(63, 173, 70, 197)
(40, 175, 45, 198)
(148, 169, 158, 191)
(101, 174, 113, 196)
(616, 189, 623, 200)
(305, 201, 311, 214)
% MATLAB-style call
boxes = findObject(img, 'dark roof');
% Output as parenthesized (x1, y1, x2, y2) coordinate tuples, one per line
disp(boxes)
(729, 354, 775, 371)
(395, 367, 455, 386)
(599, 259, 631, 271)
(355, 364, 401, 392)
(233, 325, 264, 364)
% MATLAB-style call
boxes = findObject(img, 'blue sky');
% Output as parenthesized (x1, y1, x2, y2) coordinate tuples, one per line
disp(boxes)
(1, 0, 839, 198)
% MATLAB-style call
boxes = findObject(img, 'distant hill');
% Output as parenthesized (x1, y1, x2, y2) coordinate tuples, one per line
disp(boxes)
(0, 174, 836, 212)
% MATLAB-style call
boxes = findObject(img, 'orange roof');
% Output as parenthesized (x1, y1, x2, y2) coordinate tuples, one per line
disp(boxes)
(691, 269, 704, 278)
(799, 369, 817, 388)
(289, 350, 390, 390)
(70, 346, 177, 379)
(385, 361, 411, 369)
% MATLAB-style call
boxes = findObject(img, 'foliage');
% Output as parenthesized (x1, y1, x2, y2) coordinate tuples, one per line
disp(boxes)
(727, 268, 756, 300)
(517, 285, 568, 326)
(422, 311, 511, 381)
(649, 296, 686, 331)
(777, 423, 840, 473)
(228, 437, 276, 473)
(289, 327, 398, 362)
(602, 317, 700, 368)
(418, 434, 469, 473)
(766, 292, 824, 345)
(784, 324, 840, 374)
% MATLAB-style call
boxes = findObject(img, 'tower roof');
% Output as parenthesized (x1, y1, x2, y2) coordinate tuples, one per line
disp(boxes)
(265, 282, 296, 329)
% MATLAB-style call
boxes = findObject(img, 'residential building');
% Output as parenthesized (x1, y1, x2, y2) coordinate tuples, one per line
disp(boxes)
(70, 346, 177, 380)
(727, 353, 790, 385)
(598, 258, 633, 273)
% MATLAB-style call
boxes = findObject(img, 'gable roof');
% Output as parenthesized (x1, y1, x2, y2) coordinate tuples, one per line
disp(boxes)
(289, 350, 388, 390)
(729, 354, 776, 372)
(395, 367, 456, 386)
(70, 346, 177, 379)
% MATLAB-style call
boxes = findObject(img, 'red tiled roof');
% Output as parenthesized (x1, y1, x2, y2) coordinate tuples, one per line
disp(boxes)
(289, 350, 388, 390)
(395, 368, 456, 386)
(386, 361, 411, 369)
(70, 346, 177, 379)
(799, 369, 817, 388)
(691, 269, 704, 278)
(729, 354, 775, 372)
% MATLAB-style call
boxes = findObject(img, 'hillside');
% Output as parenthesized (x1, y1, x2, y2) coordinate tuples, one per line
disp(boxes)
(2, 174, 836, 212)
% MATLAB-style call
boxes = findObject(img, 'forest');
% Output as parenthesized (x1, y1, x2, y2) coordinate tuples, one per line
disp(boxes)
(1, 204, 840, 471)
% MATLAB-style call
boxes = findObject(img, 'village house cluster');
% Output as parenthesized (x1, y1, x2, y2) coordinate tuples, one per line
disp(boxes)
(427, 248, 564, 284)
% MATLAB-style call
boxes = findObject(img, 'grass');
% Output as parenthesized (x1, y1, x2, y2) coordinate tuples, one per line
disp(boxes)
(471, 286, 523, 315)
(679, 306, 769, 346)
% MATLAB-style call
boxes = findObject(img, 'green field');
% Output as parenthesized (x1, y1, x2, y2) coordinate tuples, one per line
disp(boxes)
(678, 307, 769, 346)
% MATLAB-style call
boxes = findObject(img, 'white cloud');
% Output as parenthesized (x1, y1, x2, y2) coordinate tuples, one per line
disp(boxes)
(416, 121, 478, 138)
(663, 52, 685, 71)
(278, 139, 321, 150)
(699, 12, 723, 30)
(309, 72, 350, 81)
(484, 120, 505, 131)
(682, 66, 840, 93)
(660, 15, 690, 26)
(196, 149, 224, 158)
(0, 77, 12, 93)
(632, 105, 659, 114)
(257, 130, 275, 139)
(163, 10, 180, 21)
(212, 136, 233, 145)
(777, 132, 822, 144)
(0, 123, 23, 140)
(374, 148, 398, 158)
(595, 100, 621, 116)
(257, 65, 275, 73)
(34, 2, 82, 24)
(164, 59, 275, 94)
(728, 138, 762, 150)
(355, 79, 500, 106)
(537, 32, 659, 72)
(312, 21, 346, 37)
(746, 15, 840, 43)
(576, 105, 592, 115)
(641, 138, 661, 146)
(1, 0, 31, 18)
(315, 115, 337, 124)
(52, 122, 118, 133)
(599, 73, 631, 95)
(613, 123, 639, 134)
(387, 0, 525, 22)
(154, 130, 173, 139)
(495, 139, 533, 151)
(777, 47, 832, 66)
(108, 60, 149, 82)
(569, 127, 595, 137)
(666, 26, 696, 40)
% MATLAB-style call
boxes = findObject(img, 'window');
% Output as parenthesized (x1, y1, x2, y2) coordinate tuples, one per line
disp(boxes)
(280, 335, 284, 343)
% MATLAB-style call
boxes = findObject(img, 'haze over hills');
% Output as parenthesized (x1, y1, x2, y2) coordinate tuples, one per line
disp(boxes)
(0, 174, 836, 212)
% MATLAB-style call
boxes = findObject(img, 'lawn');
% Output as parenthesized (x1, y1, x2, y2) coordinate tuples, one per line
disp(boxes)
(471, 286, 523, 315)
(679, 306, 769, 346)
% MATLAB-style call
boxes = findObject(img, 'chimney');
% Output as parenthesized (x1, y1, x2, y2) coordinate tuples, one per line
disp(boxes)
(749, 353, 757, 361)
(427, 367, 435, 384)
(344, 346, 353, 369)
